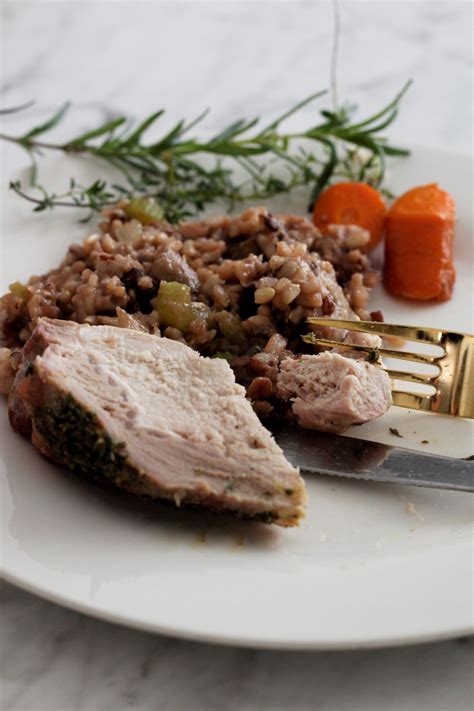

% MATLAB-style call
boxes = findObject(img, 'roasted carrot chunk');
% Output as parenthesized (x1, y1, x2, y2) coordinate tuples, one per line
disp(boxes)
(312, 182, 386, 250)
(384, 183, 456, 301)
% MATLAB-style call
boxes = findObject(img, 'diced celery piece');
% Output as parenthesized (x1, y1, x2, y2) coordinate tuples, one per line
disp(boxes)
(156, 281, 210, 332)
(156, 281, 191, 306)
(124, 196, 164, 225)
(157, 301, 194, 331)
(218, 312, 245, 344)
(9, 281, 30, 302)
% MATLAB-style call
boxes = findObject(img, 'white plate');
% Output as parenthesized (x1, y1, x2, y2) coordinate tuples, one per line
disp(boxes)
(1, 146, 473, 650)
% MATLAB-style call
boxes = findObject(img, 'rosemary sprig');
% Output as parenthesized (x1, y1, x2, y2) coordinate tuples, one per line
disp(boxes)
(0, 82, 412, 223)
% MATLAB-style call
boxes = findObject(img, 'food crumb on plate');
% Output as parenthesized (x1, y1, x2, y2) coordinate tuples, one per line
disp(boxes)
(406, 502, 424, 521)
(389, 427, 403, 438)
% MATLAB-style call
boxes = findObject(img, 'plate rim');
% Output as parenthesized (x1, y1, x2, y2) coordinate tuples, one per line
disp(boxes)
(3, 569, 473, 651)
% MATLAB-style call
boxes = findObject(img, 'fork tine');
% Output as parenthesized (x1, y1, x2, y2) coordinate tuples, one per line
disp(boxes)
(387, 369, 438, 387)
(306, 317, 446, 345)
(392, 391, 434, 411)
(301, 335, 442, 364)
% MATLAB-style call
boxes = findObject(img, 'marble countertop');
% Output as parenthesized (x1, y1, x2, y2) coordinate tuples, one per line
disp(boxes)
(2, 582, 473, 711)
(1, 1, 472, 709)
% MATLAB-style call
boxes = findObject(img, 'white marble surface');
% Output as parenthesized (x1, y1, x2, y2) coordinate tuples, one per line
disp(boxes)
(0, 1, 473, 709)
(1, 581, 474, 711)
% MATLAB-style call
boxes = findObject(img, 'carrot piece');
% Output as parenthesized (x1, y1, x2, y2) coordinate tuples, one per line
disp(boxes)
(384, 183, 456, 302)
(312, 182, 386, 250)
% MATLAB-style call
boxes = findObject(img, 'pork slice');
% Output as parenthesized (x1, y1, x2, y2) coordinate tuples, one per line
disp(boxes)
(9, 319, 306, 526)
(277, 352, 392, 433)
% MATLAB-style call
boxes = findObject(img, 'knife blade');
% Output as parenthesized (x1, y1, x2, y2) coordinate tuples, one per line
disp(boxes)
(273, 426, 474, 492)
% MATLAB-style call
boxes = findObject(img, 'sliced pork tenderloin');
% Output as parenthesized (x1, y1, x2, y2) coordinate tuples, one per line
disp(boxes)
(277, 352, 392, 433)
(9, 319, 306, 526)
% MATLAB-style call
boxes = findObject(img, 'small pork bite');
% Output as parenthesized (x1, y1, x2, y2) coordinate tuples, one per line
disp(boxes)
(277, 352, 392, 433)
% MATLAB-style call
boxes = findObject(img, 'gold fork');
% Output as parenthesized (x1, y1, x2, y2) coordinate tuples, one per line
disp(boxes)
(303, 318, 474, 419)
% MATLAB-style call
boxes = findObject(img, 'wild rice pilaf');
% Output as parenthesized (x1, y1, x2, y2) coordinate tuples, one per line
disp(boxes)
(0, 205, 380, 413)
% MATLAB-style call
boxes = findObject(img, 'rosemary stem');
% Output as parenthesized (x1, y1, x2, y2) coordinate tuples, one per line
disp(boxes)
(1, 85, 411, 222)
(0, 133, 80, 153)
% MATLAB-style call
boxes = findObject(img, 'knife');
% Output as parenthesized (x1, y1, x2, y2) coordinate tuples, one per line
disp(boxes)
(273, 426, 474, 492)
